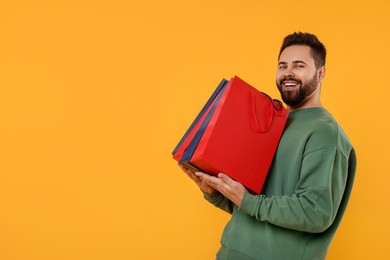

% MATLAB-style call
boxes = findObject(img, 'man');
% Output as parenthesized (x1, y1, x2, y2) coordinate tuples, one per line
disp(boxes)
(179, 32, 357, 260)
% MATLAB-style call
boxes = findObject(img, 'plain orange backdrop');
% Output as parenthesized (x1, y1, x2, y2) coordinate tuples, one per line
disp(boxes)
(1, 0, 389, 259)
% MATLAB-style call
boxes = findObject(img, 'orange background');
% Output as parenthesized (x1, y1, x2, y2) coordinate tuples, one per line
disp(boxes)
(1, 0, 389, 259)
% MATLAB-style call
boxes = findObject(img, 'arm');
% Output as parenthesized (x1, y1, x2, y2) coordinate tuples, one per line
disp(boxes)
(239, 147, 350, 233)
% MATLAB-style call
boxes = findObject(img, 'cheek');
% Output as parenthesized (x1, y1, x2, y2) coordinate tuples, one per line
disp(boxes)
(275, 72, 283, 82)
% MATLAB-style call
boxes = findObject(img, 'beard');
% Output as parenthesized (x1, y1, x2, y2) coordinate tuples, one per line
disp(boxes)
(276, 74, 318, 108)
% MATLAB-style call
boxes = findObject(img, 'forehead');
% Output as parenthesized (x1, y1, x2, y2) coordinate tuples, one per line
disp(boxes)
(279, 45, 314, 64)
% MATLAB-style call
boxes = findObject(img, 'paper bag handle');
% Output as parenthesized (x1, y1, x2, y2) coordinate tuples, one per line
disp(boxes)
(251, 91, 283, 133)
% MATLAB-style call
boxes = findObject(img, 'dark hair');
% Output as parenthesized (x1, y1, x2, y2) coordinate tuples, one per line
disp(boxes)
(278, 32, 327, 68)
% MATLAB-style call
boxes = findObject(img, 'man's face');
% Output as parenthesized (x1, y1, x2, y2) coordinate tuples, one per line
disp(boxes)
(276, 45, 320, 108)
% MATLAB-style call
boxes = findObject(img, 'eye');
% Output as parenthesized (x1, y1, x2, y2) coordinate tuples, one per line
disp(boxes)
(278, 65, 287, 70)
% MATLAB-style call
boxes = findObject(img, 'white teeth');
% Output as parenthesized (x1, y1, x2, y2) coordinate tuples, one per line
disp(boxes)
(285, 83, 297, 86)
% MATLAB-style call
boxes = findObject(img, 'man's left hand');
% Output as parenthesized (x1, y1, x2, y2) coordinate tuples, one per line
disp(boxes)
(195, 172, 246, 207)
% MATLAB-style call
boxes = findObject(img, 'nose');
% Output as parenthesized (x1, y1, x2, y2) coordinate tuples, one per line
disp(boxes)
(283, 67, 295, 78)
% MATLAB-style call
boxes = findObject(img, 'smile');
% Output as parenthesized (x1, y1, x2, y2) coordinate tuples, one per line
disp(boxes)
(282, 80, 300, 89)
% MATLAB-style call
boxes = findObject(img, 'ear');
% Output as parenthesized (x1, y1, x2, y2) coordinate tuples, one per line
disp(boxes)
(318, 66, 326, 81)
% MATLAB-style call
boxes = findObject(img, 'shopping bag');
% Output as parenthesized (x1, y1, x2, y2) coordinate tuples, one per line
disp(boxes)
(172, 79, 229, 161)
(173, 76, 288, 194)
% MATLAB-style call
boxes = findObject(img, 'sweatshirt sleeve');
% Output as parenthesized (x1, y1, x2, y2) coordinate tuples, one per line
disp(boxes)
(239, 146, 350, 233)
(203, 190, 234, 214)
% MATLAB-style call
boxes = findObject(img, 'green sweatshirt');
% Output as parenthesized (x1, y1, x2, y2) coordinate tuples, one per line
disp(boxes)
(204, 107, 357, 260)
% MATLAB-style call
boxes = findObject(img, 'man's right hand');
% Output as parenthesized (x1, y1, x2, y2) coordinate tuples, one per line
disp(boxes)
(179, 164, 215, 194)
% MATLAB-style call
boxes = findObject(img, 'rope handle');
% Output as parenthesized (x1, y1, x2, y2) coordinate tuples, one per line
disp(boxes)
(251, 91, 282, 133)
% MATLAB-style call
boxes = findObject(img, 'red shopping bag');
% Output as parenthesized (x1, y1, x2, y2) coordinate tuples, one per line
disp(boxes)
(173, 76, 288, 194)
(172, 79, 229, 162)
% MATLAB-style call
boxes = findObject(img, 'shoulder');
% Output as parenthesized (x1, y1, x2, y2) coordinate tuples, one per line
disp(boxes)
(301, 109, 352, 156)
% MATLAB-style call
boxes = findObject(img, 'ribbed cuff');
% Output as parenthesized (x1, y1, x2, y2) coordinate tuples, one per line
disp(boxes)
(239, 191, 264, 215)
(203, 190, 224, 203)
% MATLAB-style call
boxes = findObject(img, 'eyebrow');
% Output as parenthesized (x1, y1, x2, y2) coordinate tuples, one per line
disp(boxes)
(292, 60, 308, 64)
(278, 60, 308, 65)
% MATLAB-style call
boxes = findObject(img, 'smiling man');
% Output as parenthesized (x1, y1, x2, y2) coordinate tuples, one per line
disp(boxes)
(180, 32, 357, 260)
(276, 38, 325, 110)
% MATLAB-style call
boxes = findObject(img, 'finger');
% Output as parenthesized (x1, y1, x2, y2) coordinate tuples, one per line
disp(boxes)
(180, 165, 199, 181)
(179, 165, 197, 177)
(217, 173, 235, 185)
(179, 164, 191, 173)
(194, 171, 208, 178)
(195, 172, 215, 183)
(196, 172, 223, 188)
(178, 164, 187, 172)
(194, 171, 211, 184)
